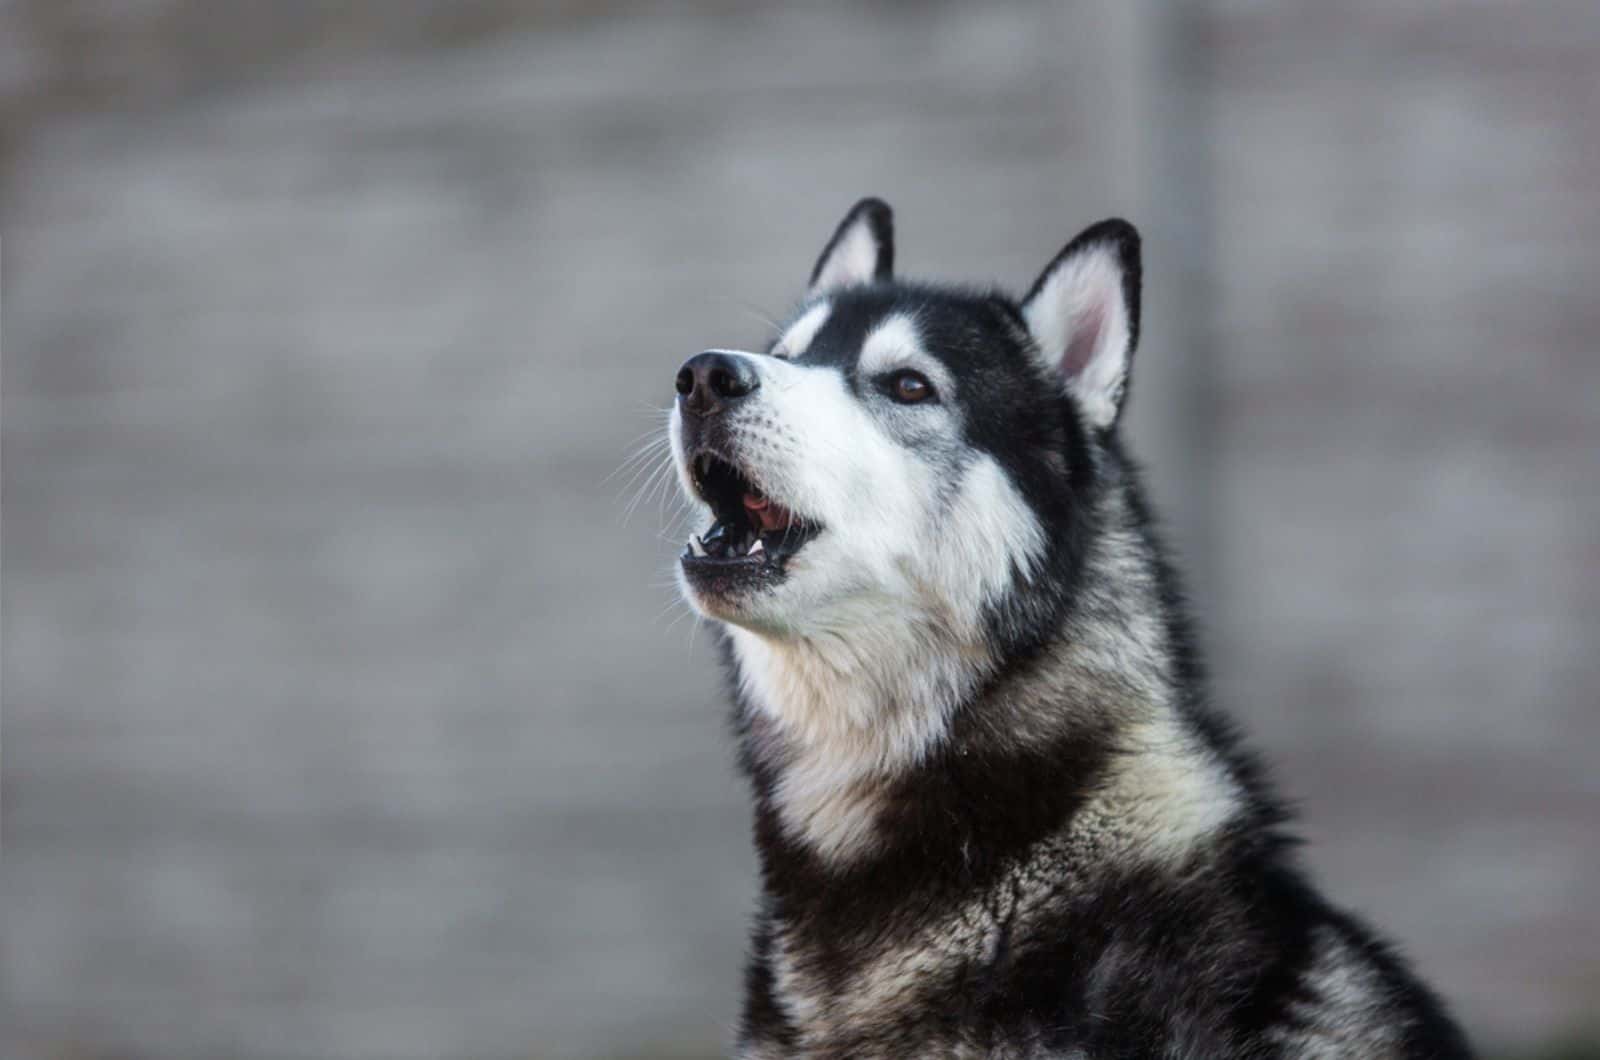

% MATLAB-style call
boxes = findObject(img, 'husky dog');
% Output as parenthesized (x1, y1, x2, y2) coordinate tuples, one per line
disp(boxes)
(666, 199, 1471, 1058)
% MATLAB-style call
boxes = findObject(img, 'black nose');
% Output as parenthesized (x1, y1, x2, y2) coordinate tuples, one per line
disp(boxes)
(675, 351, 760, 417)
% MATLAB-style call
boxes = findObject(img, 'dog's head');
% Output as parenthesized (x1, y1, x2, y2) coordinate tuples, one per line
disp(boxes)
(670, 198, 1141, 657)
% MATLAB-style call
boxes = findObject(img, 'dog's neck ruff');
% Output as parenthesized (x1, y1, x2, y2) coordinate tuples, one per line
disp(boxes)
(727, 602, 995, 863)
(727, 483, 1219, 867)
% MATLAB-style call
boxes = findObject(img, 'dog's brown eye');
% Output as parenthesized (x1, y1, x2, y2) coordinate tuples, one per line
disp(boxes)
(887, 370, 934, 404)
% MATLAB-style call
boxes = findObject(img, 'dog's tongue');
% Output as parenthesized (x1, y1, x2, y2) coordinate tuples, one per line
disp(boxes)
(743, 492, 791, 533)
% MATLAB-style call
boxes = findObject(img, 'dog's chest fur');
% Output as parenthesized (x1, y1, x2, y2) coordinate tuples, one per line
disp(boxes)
(723, 585, 1466, 1057)
(743, 813, 1427, 1059)
(738, 713, 1254, 1057)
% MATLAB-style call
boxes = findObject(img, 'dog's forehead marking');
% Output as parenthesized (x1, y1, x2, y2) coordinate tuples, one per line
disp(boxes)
(858, 313, 921, 375)
(774, 301, 832, 359)
(857, 312, 956, 394)
(780, 292, 904, 373)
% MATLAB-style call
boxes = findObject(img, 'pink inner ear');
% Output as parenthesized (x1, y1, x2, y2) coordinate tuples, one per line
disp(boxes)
(1060, 301, 1105, 380)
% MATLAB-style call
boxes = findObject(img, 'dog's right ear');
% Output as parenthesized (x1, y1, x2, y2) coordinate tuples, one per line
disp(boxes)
(808, 198, 894, 295)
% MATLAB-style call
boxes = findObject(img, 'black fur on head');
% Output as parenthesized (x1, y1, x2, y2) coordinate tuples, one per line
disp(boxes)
(760, 204, 1147, 662)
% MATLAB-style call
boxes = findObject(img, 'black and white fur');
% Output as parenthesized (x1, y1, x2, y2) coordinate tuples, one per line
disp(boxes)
(664, 199, 1472, 1058)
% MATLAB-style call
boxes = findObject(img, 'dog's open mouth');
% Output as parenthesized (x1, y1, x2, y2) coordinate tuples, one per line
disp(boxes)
(682, 451, 822, 568)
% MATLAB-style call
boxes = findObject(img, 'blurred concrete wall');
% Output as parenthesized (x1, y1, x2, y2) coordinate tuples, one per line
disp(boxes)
(1207, 1, 1600, 1041)
(3, 2, 1596, 1058)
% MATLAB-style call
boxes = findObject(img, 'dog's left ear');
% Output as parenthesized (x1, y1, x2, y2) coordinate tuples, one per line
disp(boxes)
(1021, 219, 1142, 430)
(808, 197, 894, 295)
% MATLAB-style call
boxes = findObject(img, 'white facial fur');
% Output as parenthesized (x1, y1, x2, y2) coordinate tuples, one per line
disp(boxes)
(671, 313, 1047, 855)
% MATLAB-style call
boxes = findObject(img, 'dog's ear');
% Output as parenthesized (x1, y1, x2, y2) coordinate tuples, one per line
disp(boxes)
(808, 198, 894, 295)
(1021, 219, 1141, 430)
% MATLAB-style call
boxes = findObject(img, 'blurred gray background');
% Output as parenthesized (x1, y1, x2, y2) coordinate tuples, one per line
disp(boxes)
(3, 2, 1597, 1058)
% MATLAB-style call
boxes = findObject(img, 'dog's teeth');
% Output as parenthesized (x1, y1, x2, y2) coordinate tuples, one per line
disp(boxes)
(689, 536, 707, 557)
(749, 538, 764, 555)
